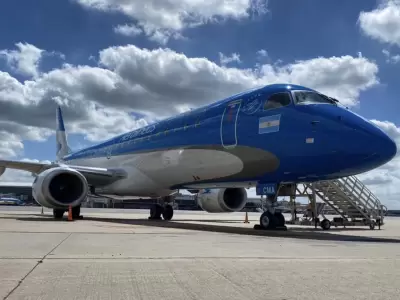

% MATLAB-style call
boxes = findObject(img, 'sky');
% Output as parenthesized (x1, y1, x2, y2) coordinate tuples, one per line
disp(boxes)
(0, 0, 399, 207)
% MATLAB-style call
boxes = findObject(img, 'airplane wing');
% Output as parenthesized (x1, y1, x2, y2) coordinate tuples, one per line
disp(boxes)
(0, 159, 127, 187)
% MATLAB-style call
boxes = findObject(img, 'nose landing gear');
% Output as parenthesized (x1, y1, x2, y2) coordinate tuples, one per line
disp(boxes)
(258, 210, 286, 230)
(256, 185, 287, 230)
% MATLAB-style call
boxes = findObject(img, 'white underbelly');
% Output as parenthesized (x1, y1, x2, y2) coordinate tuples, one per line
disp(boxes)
(68, 149, 243, 196)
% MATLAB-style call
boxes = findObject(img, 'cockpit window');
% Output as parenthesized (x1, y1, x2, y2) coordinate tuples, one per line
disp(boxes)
(293, 91, 336, 105)
(263, 92, 292, 110)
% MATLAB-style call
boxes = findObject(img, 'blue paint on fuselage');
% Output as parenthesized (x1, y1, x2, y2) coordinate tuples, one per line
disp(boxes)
(63, 83, 397, 186)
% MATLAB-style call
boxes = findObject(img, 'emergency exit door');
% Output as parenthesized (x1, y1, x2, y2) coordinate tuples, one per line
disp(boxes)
(220, 100, 241, 149)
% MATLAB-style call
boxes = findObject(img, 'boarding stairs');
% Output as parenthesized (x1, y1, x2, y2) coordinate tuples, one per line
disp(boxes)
(308, 176, 387, 225)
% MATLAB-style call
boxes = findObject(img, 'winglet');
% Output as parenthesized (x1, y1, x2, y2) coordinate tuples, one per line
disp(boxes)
(56, 106, 72, 161)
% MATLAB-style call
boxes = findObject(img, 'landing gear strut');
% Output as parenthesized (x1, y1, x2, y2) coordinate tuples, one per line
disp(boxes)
(149, 203, 163, 220)
(162, 204, 174, 220)
(53, 209, 64, 219)
(72, 206, 81, 219)
(148, 197, 174, 221)
(52, 205, 82, 220)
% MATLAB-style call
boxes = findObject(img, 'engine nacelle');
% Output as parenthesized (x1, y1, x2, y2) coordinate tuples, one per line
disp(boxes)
(197, 188, 247, 213)
(32, 167, 88, 208)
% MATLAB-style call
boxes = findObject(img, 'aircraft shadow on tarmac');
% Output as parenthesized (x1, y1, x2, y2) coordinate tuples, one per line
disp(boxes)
(4, 213, 400, 244)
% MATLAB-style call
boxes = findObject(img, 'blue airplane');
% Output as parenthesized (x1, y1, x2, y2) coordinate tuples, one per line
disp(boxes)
(0, 84, 396, 229)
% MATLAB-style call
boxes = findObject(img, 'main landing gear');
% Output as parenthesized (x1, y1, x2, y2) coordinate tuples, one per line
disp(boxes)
(53, 205, 82, 220)
(148, 203, 174, 220)
(148, 196, 175, 221)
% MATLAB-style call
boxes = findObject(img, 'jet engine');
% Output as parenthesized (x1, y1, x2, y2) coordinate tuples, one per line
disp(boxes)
(32, 167, 88, 208)
(197, 188, 247, 213)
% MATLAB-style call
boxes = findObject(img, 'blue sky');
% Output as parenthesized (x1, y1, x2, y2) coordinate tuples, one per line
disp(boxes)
(0, 0, 399, 206)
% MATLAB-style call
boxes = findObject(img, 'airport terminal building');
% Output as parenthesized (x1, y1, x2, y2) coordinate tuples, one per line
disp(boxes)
(0, 182, 35, 204)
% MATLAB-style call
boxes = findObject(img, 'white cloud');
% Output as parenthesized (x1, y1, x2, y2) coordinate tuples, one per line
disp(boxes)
(258, 55, 379, 107)
(69, 105, 148, 142)
(98, 45, 379, 109)
(257, 49, 268, 59)
(0, 131, 24, 159)
(0, 64, 149, 142)
(114, 24, 142, 37)
(382, 49, 400, 64)
(75, 0, 269, 44)
(358, 0, 400, 47)
(0, 120, 51, 159)
(219, 52, 241, 66)
(0, 42, 44, 78)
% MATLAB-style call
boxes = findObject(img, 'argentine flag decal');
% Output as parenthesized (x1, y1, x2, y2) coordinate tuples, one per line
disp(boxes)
(259, 114, 281, 134)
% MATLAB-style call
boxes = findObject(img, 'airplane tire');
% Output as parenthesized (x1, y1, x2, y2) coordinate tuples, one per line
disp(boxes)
(149, 204, 163, 220)
(320, 219, 331, 230)
(274, 212, 285, 227)
(53, 209, 65, 219)
(72, 206, 81, 219)
(162, 204, 174, 221)
(260, 211, 276, 229)
(369, 221, 376, 230)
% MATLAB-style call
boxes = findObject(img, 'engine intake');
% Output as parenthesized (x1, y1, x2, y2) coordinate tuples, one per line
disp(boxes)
(32, 167, 88, 208)
(197, 188, 247, 213)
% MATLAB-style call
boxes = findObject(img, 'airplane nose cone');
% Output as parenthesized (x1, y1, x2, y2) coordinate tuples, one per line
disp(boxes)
(388, 137, 397, 160)
(335, 110, 398, 173)
(358, 119, 397, 168)
(375, 130, 397, 164)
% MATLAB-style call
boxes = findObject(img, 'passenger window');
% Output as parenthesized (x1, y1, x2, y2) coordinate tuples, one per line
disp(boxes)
(263, 93, 291, 110)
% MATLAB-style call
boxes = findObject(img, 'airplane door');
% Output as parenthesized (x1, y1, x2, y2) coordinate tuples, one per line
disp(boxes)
(106, 145, 113, 160)
(220, 100, 242, 148)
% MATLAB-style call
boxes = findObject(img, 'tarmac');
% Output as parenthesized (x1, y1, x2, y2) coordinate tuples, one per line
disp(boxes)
(1, 206, 400, 300)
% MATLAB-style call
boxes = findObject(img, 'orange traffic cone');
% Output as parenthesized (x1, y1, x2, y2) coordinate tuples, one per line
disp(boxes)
(67, 205, 73, 221)
(244, 211, 249, 223)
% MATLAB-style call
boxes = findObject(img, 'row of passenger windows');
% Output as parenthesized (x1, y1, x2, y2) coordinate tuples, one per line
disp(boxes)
(77, 122, 202, 158)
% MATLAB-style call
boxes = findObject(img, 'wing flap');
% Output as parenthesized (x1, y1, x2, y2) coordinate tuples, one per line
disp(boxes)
(0, 160, 126, 187)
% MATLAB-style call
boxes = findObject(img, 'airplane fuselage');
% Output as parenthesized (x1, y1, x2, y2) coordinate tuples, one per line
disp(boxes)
(62, 84, 397, 197)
